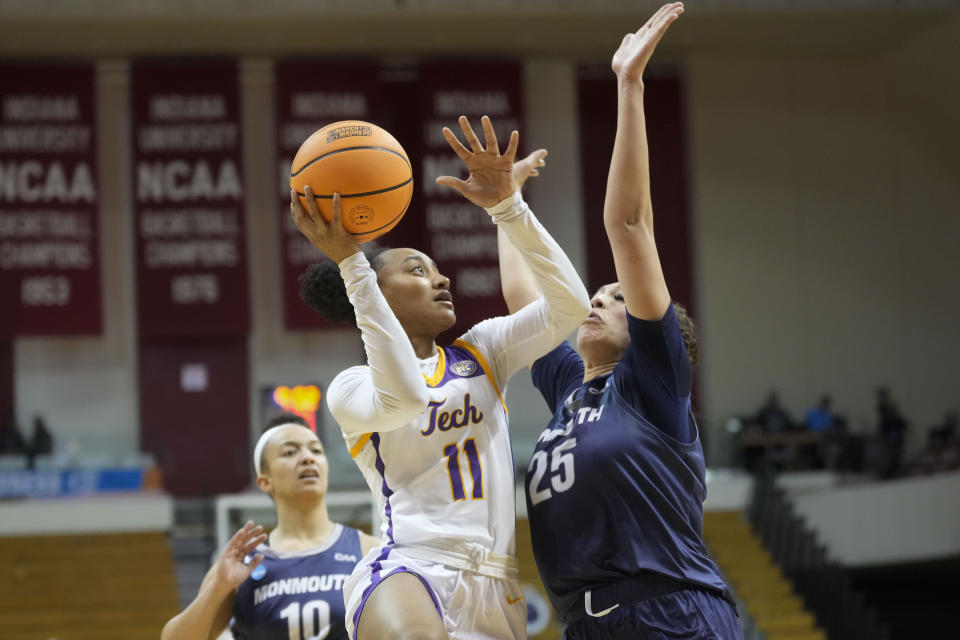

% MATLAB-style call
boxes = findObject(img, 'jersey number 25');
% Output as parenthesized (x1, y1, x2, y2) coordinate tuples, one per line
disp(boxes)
(528, 438, 577, 506)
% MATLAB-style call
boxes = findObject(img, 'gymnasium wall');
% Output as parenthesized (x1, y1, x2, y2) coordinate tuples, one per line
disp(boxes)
(788, 470, 960, 567)
(9, 10, 960, 478)
(13, 62, 139, 457)
(688, 16, 960, 462)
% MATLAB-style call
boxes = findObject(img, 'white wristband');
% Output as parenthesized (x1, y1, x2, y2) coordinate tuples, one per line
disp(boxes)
(483, 191, 526, 223)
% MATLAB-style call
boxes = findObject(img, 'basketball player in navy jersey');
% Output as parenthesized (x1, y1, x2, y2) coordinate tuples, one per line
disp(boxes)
(499, 4, 743, 639)
(161, 414, 380, 640)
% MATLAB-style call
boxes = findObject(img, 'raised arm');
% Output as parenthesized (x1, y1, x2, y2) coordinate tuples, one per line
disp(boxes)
(290, 191, 429, 435)
(161, 522, 266, 640)
(325, 254, 431, 434)
(604, 2, 684, 320)
(498, 149, 547, 314)
(437, 117, 590, 378)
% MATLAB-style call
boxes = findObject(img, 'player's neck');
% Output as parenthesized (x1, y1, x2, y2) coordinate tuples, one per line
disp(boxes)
(408, 334, 438, 360)
(272, 498, 336, 551)
(579, 338, 624, 382)
(582, 361, 617, 382)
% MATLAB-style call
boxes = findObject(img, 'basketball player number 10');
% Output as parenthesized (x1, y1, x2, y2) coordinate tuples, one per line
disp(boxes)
(443, 438, 483, 501)
(279, 599, 330, 640)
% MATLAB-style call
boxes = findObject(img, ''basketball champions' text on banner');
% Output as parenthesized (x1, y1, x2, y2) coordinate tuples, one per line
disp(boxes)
(130, 60, 250, 338)
(419, 61, 523, 339)
(0, 63, 101, 336)
(274, 60, 382, 330)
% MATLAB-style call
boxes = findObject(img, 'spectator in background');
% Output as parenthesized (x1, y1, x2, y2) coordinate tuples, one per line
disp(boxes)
(876, 387, 909, 478)
(755, 391, 794, 433)
(800, 395, 849, 470)
(907, 411, 959, 475)
(804, 395, 835, 432)
(26, 416, 54, 469)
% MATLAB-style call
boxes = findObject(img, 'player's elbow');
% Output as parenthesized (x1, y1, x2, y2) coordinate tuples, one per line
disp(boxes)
(503, 287, 539, 315)
(376, 387, 430, 425)
(558, 282, 592, 327)
(574, 283, 591, 316)
(333, 387, 429, 435)
(604, 210, 653, 243)
(543, 295, 590, 343)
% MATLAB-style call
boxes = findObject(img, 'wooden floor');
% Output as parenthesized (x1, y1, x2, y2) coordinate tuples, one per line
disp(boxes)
(0, 531, 180, 640)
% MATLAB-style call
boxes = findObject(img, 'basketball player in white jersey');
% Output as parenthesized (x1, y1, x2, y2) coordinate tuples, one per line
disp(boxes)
(291, 116, 590, 640)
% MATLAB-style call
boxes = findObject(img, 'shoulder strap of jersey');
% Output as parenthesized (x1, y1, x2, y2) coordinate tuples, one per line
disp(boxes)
(451, 339, 508, 416)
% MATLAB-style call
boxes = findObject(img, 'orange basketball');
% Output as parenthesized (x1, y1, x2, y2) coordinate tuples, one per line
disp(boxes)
(290, 120, 413, 243)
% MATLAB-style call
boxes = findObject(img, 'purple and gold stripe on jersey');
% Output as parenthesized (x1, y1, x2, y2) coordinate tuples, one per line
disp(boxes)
(425, 342, 484, 386)
(449, 340, 508, 416)
(349, 433, 372, 458)
(348, 340, 506, 460)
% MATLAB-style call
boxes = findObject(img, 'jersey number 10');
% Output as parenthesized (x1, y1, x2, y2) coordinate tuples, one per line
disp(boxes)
(279, 599, 330, 640)
(443, 438, 483, 501)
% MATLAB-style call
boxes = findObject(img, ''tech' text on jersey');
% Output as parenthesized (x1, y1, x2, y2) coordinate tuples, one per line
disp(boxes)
(343, 339, 515, 554)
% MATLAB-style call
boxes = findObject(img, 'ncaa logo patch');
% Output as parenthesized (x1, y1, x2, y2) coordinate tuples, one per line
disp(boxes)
(450, 360, 476, 377)
(250, 563, 267, 581)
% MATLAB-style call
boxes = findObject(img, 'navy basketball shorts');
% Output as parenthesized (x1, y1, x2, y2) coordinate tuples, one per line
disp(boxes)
(563, 588, 744, 640)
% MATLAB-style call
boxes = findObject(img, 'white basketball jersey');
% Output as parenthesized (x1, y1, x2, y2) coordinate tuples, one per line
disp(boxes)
(327, 193, 591, 566)
(344, 331, 516, 556)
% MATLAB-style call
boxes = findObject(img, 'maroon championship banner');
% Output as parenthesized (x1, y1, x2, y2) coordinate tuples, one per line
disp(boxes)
(0, 64, 101, 335)
(274, 60, 382, 330)
(577, 66, 694, 313)
(418, 61, 523, 340)
(131, 60, 250, 338)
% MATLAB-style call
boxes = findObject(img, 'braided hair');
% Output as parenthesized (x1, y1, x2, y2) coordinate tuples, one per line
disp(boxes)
(299, 247, 392, 324)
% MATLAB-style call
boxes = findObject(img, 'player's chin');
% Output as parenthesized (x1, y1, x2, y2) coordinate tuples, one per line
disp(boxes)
(577, 323, 603, 341)
(577, 325, 609, 351)
(294, 475, 327, 490)
(431, 307, 456, 332)
(295, 481, 327, 498)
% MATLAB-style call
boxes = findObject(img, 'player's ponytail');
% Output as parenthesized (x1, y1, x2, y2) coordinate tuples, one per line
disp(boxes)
(673, 302, 698, 368)
(299, 247, 391, 324)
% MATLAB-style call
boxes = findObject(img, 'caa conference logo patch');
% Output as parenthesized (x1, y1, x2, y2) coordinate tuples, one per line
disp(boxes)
(450, 360, 476, 377)
(250, 564, 267, 581)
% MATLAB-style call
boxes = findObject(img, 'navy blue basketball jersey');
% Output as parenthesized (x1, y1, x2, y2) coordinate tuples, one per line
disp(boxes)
(232, 524, 363, 640)
(526, 305, 728, 624)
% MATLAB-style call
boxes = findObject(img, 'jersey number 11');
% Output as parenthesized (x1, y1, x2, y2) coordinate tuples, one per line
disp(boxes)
(443, 438, 483, 501)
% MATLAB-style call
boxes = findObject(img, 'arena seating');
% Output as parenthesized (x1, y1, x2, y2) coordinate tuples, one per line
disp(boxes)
(0, 531, 179, 640)
(704, 511, 826, 640)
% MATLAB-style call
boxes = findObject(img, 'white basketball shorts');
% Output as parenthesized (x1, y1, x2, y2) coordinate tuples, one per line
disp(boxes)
(344, 544, 526, 640)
